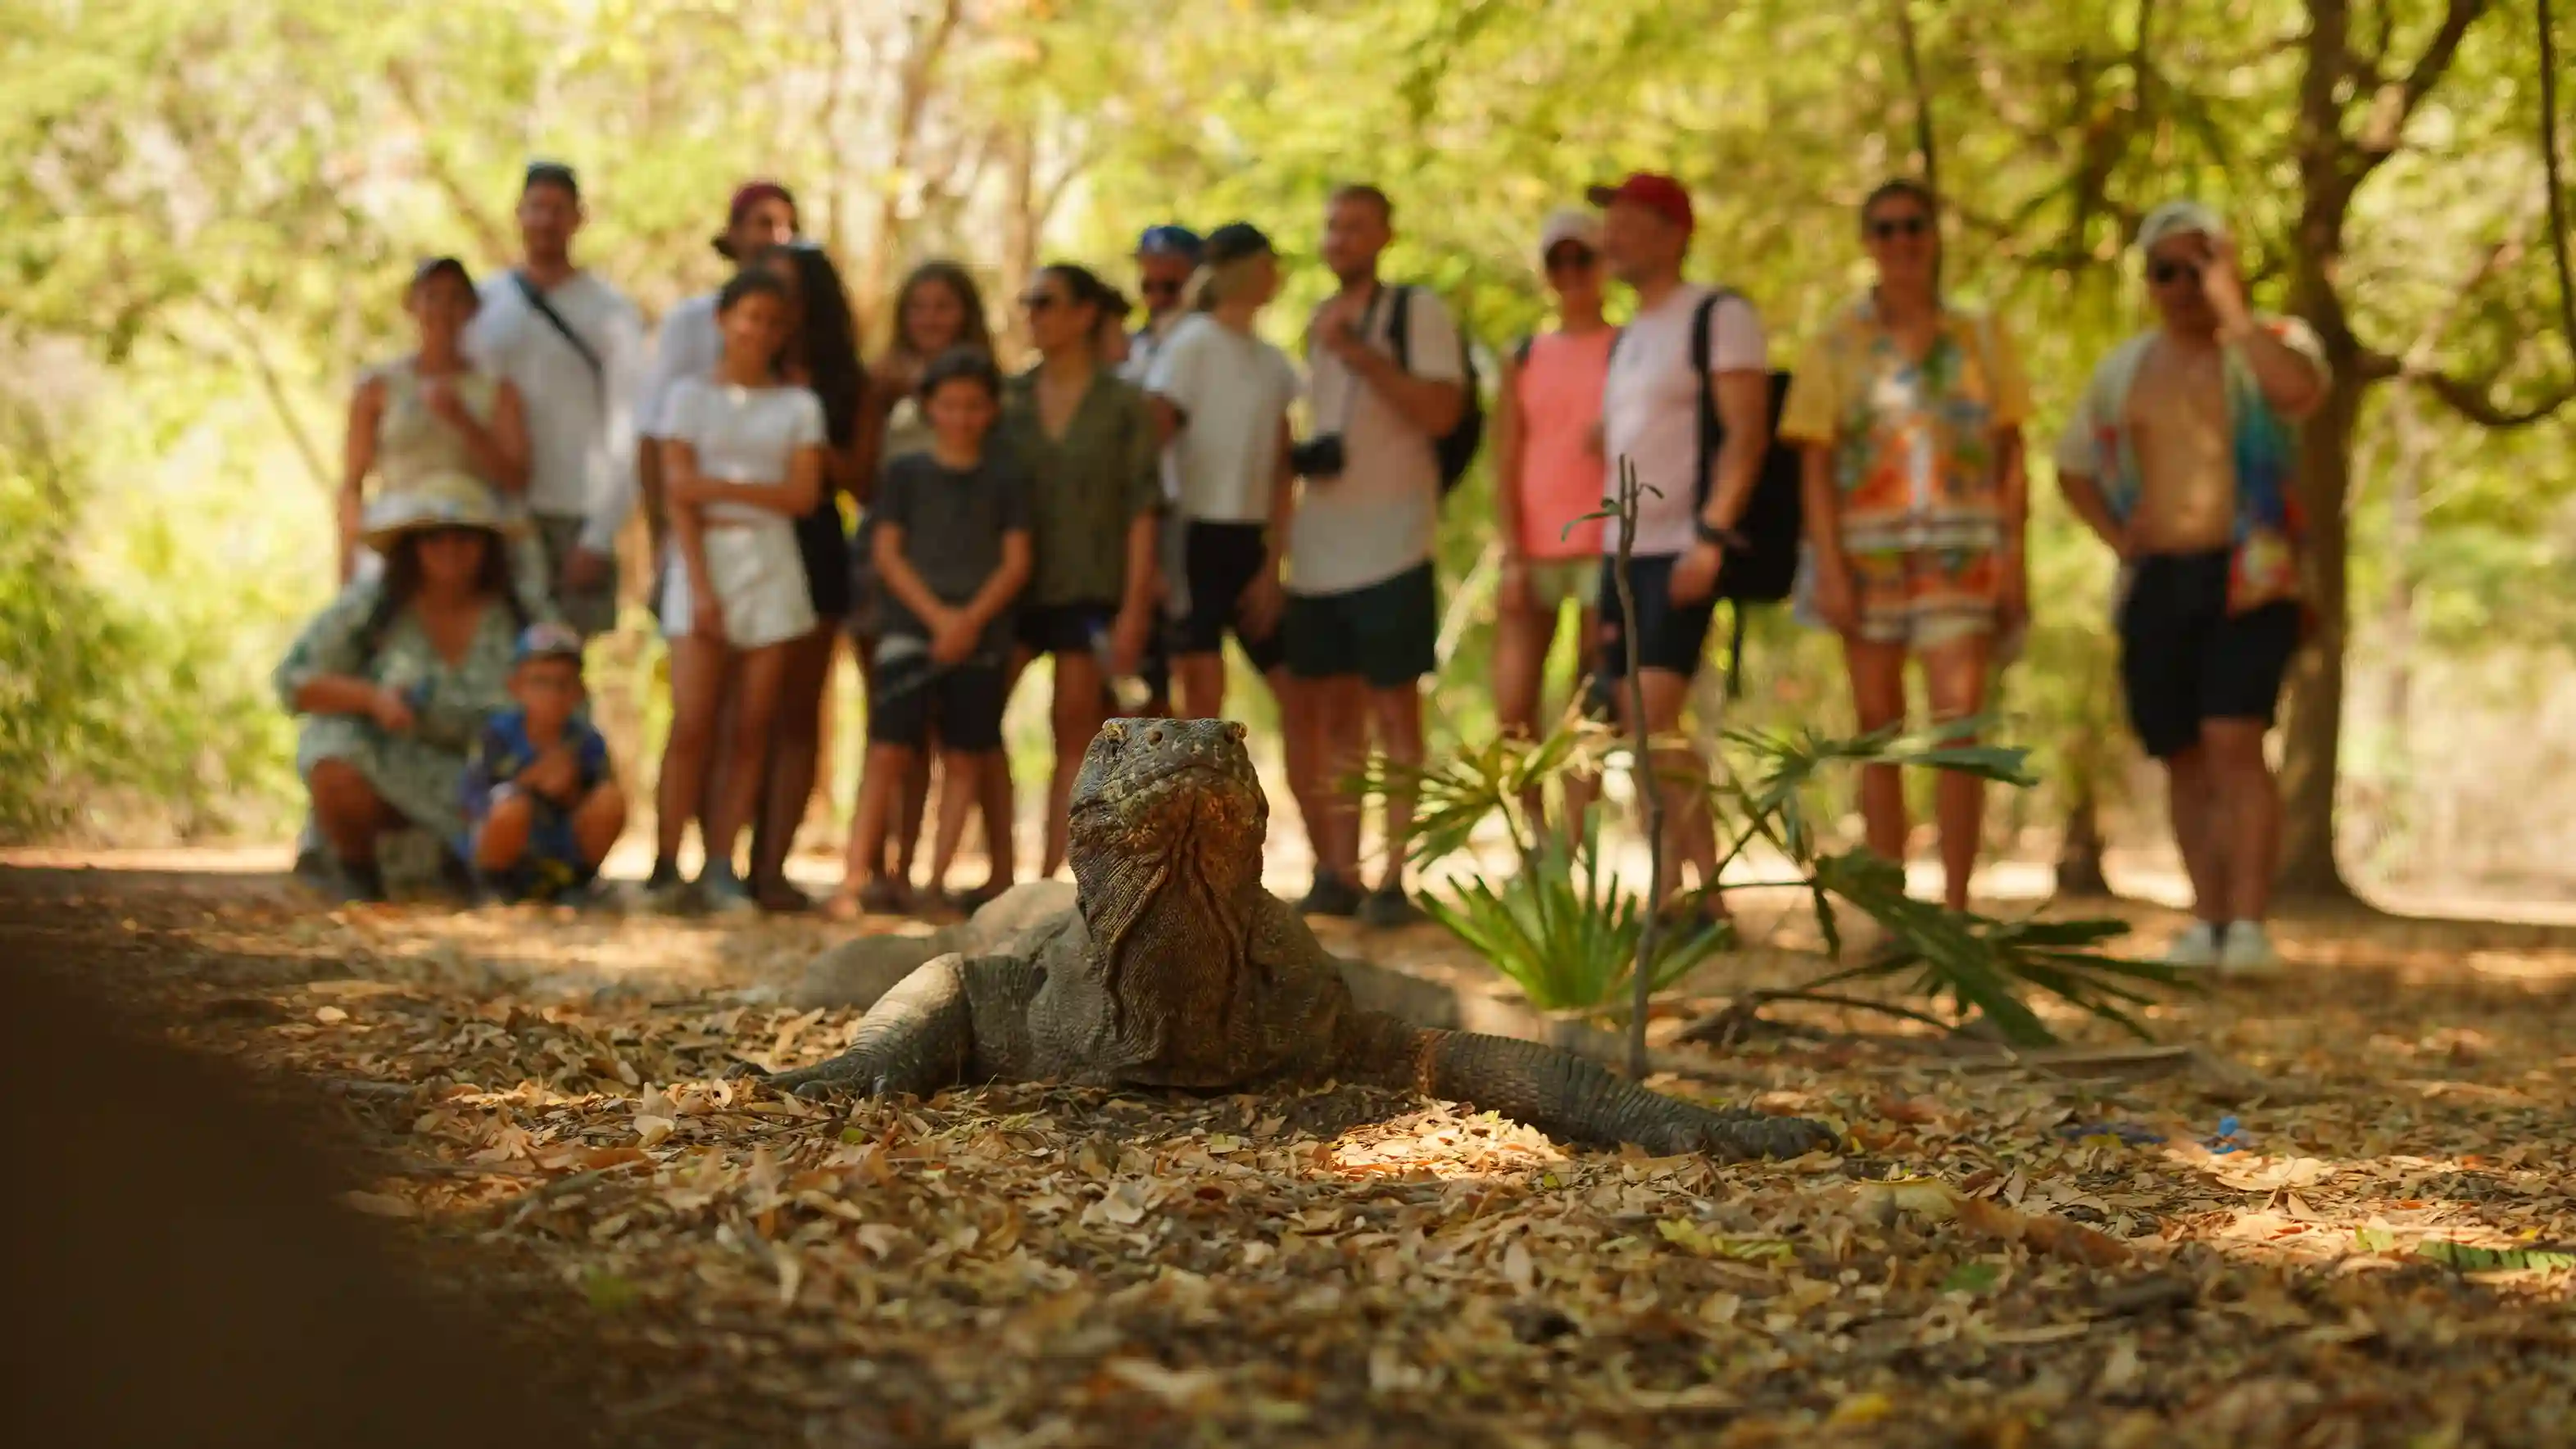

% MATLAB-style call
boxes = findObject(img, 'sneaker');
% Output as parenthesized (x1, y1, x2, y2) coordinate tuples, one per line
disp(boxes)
(700, 872, 760, 917)
(637, 860, 693, 916)
(334, 858, 388, 906)
(1297, 870, 1364, 918)
(2161, 921, 2225, 968)
(1358, 885, 1426, 930)
(2218, 921, 2283, 976)
(292, 844, 334, 890)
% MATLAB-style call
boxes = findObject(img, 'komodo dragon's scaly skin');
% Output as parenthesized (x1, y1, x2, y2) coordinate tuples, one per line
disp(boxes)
(758, 718, 1833, 1160)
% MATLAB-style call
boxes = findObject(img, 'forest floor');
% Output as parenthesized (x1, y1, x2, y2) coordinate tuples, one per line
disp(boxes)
(7, 847, 2574, 1448)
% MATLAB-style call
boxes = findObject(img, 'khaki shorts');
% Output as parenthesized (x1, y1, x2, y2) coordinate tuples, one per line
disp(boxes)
(1517, 555, 1599, 614)
(532, 513, 619, 638)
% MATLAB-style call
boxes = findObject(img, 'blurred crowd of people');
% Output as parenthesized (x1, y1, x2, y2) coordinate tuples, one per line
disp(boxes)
(280, 159, 2324, 972)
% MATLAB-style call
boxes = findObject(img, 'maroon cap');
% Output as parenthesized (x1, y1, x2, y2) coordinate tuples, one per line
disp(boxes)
(714, 181, 800, 258)
(1586, 172, 1694, 234)
(728, 179, 797, 224)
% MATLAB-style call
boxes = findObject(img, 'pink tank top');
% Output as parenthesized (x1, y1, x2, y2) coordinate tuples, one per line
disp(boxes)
(1513, 328, 1615, 559)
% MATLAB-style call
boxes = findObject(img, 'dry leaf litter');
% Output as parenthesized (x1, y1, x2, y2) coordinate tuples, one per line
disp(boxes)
(6, 864, 2573, 1448)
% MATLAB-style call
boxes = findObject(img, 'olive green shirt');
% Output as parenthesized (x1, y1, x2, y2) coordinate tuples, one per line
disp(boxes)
(997, 366, 1160, 609)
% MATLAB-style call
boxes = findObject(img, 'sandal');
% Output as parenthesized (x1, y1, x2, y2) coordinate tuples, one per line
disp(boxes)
(1655, 890, 1735, 940)
(946, 881, 1009, 916)
(754, 876, 817, 915)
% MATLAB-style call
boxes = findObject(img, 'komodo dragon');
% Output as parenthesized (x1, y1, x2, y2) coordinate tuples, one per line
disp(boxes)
(755, 718, 1833, 1160)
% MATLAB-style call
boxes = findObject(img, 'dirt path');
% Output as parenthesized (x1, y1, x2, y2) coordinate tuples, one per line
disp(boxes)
(7, 853, 2573, 1447)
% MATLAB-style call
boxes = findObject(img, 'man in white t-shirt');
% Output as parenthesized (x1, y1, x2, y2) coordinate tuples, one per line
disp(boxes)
(1287, 184, 1467, 926)
(1120, 224, 1204, 716)
(461, 161, 646, 638)
(629, 181, 800, 573)
(1590, 170, 1774, 924)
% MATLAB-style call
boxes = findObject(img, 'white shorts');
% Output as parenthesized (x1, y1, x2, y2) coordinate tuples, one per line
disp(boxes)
(660, 523, 816, 650)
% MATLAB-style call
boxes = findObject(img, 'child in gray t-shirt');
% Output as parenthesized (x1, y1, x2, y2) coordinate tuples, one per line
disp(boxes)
(841, 349, 1031, 914)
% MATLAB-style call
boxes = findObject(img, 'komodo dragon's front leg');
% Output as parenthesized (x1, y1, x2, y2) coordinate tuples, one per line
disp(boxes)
(1339, 1012, 1837, 1161)
(758, 953, 1045, 1099)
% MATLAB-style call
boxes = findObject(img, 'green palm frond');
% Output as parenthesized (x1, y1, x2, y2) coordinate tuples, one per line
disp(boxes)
(1417, 813, 1732, 1013)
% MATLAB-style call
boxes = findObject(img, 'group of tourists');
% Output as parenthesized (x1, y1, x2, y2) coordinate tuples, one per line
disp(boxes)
(279, 156, 2325, 973)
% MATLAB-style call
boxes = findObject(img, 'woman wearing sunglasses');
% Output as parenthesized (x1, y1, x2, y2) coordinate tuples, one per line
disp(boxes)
(995, 263, 1161, 880)
(1777, 178, 2033, 918)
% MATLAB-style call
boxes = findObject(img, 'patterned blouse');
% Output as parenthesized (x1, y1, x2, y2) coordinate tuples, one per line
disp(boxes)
(274, 578, 533, 841)
(2052, 315, 2329, 614)
(1778, 292, 2033, 558)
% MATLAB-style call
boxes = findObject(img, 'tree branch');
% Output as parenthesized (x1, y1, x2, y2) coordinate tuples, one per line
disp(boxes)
(1891, 0, 1939, 197)
(382, 61, 513, 263)
(2348, 0, 2491, 174)
(188, 301, 334, 494)
(2538, 0, 2576, 372)
(2420, 371, 2576, 428)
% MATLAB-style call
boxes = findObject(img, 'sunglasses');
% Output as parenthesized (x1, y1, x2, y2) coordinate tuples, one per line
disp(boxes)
(1866, 215, 1932, 240)
(1018, 292, 1065, 313)
(2147, 259, 2203, 287)
(1140, 278, 1184, 300)
(1544, 245, 1598, 273)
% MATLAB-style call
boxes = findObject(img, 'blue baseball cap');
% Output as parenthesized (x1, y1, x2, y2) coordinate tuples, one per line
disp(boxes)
(514, 621, 586, 667)
(1135, 224, 1204, 261)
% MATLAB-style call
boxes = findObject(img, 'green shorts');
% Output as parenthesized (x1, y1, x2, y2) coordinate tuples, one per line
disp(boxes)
(1517, 555, 1599, 613)
(1285, 563, 1438, 688)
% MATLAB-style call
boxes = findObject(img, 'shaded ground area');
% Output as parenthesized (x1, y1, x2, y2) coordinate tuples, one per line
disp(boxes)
(6, 856, 2573, 1448)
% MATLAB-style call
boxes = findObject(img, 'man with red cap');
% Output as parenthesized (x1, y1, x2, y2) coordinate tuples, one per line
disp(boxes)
(1588, 170, 1774, 927)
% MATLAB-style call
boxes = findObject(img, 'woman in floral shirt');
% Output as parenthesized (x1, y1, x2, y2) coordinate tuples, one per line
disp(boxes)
(277, 476, 540, 900)
(1778, 178, 2032, 915)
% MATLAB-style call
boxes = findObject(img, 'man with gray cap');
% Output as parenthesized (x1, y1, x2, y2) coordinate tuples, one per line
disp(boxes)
(1490, 206, 1616, 825)
(2056, 200, 2328, 974)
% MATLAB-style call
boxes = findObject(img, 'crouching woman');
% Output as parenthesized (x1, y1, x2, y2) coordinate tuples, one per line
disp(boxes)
(276, 478, 535, 901)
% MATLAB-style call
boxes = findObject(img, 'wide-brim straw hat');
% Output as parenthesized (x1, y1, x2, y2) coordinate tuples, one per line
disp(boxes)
(359, 473, 526, 555)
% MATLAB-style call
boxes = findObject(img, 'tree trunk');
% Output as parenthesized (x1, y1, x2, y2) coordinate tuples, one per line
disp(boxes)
(2053, 788, 2113, 899)
(2278, 0, 2364, 906)
(2275, 360, 2363, 903)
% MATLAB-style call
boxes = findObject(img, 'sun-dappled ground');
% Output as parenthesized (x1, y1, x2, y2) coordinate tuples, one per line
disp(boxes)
(7, 854, 2574, 1448)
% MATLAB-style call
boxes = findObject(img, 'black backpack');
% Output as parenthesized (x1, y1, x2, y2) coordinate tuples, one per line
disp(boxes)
(1385, 283, 1485, 496)
(1683, 288, 1802, 694)
(1685, 288, 1802, 603)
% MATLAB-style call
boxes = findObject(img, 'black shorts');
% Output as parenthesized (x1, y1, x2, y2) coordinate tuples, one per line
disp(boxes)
(1172, 520, 1286, 675)
(1018, 600, 1116, 659)
(1594, 554, 1716, 680)
(867, 644, 1008, 753)
(796, 506, 853, 620)
(1284, 563, 1439, 688)
(2118, 551, 2301, 759)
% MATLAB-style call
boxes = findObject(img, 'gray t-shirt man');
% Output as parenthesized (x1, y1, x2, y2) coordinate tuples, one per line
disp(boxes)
(869, 451, 1032, 659)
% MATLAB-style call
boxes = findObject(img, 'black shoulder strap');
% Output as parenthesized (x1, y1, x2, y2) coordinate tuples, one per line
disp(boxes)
(1691, 289, 1726, 505)
(1384, 283, 1414, 373)
(512, 271, 605, 387)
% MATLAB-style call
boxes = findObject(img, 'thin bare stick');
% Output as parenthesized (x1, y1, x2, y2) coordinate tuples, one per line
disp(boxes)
(1613, 455, 1663, 1080)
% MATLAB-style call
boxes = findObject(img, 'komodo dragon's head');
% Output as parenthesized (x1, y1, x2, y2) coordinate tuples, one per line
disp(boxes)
(1066, 717, 1268, 894)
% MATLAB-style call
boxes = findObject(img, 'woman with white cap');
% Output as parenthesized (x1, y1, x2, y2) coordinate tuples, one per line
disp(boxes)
(1490, 206, 1617, 826)
(278, 475, 540, 901)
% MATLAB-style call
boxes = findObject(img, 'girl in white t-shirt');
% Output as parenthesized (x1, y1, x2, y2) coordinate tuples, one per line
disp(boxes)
(651, 269, 826, 912)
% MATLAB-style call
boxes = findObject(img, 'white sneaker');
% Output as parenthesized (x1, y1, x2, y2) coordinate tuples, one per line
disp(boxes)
(2162, 921, 2225, 968)
(2218, 921, 2282, 976)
